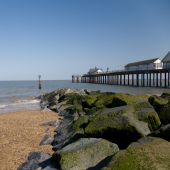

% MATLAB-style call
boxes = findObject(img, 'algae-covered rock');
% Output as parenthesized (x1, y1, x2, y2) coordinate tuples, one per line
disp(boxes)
(85, 112, 150, 149)
(149, 123, 170, 141)
(52, 115, 89, 151)
(161, 92, 170, 100)
(101, 137, 170, 170)
(52, 138, 119, 170)
(133, 102, 161, 131)
(93, 93, 115, 108)
(148, 95, 168, 111)
(67, 104, 86, 117)
(158, 103, 170, 123)
(85, 102, 161, 148)
(112, 93, 149, 107)
(82, 95, 98, 108)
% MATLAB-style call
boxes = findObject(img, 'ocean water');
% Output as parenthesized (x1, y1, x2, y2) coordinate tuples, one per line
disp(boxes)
(0, 80, 169, 113)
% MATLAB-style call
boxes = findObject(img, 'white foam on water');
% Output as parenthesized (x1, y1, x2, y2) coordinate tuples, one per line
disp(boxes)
(0, 99, 40, 108)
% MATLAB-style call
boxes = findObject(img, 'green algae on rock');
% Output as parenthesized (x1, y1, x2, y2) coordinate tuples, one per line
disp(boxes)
(112, 93, 149, 107)
(84, 102, 161, 148)
(52, 138, 119, 170)
(148, 95, 169, 111)
(158, 103, 170, 123)
(101, 137, 170, 170)
(148, 123, 170, 141)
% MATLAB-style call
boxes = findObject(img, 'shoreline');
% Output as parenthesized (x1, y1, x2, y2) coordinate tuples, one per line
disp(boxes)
(0, 109, 61, 170)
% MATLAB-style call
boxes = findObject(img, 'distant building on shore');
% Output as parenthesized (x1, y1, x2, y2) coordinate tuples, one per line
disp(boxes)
(124, 58, 163, 71)
(162, 51, 170, 69)
(87, 67, 103, 75)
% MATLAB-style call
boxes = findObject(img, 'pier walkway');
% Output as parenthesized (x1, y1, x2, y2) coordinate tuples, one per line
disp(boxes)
(72, 69, 170, 88)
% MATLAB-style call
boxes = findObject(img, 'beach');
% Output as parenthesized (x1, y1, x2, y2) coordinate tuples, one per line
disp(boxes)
(0, 109, 61, 170)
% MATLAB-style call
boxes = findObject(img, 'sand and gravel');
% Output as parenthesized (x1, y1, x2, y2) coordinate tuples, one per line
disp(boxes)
(0, 109, 61, 170)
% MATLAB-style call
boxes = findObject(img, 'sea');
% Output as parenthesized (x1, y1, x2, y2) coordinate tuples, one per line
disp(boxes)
(0, 80, 169, 113)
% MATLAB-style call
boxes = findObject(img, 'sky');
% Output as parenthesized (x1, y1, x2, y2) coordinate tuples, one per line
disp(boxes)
(0, 0, 170, 80)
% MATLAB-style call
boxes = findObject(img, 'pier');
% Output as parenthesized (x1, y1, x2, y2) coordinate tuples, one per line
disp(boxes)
(72, 69, 170, 88)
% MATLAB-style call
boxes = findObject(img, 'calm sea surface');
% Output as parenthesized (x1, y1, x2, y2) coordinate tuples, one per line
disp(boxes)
(0, 80, 169, 113)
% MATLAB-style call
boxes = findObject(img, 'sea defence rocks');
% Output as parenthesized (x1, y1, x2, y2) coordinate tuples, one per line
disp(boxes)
(158, 103, 170, 123)
(111, 93, 149, 107)
(17, 152, 52, 170)
(40, 88, 150, 118)
(39, 135, 54, 146)
(51, 138, 119, 170)
(84, 101, 160, 149)
(101, 137, 170, 170)
(18, 89, 170, 170)
(148, 95, 169, 112)
(40, 119, 60, 127)
(52, 115, 86, 151)
(149, 123, 170, 141)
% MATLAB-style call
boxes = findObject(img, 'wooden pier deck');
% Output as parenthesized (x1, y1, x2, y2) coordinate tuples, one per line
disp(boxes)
(72, 69, 170, 88)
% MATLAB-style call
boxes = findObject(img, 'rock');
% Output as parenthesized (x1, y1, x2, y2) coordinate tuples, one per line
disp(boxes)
(84, 89, 92, 94)
(101, 137, 170, 170)
(148, 95, 168, 111)
(52, 115, 87, 151)
(54, 94, 59, 101)
(49, 100, 59, 109)
(85, 112, 150, 149)
(148, 123, 170, 141)
(132, 101, 161, 131)
(51, 138, 119, 170)
(17, 152, 51, 170)
(41, 100, 49, 110)
(161, 92, 170, 100)
(158, 103, 170, 123)
(39, 135, 53, 146)
(67, 104, 86, 117)
(41, 107, 51, 112)
(112, 93, 149, 107)
(82, 95, 98, 108)
(85, 102, 161, 149)
(93, 93, 115, 108)
(40, 119, 60, 127)
(41, 164, 60, 170)
(52, 128, 85, 151)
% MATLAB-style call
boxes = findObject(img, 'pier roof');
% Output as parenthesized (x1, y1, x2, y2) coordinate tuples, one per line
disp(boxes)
(89, 68, 103, 73)
(162, 51, 170, 62)
(125, 58, 160, 67)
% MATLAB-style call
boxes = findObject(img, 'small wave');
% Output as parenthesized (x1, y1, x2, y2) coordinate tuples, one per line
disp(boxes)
(0, 100, 40, 108)
(0, 104, 8, 108)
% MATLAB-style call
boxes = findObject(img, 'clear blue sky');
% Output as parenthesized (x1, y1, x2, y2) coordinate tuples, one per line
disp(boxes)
(0, 0, 170, 80)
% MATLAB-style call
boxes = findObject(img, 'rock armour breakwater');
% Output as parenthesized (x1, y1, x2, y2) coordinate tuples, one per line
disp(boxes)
(18, 88, 170, 170)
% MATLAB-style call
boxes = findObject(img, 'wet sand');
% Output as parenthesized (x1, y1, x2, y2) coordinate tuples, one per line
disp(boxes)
(0, 109, 61, 170)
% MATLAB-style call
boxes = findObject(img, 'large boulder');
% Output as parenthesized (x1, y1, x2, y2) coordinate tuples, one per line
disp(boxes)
(85, 102, 161, 149)
(82, 95, 98, 108)
(17, 152, 52, 170)
(112, 93, 149, 107)
(148, 95, 168, 112)
(85, 112, 150, 149)
(101, 137, 170, 170)
(161, 92, 170, 100)
(52, 115, 87, 151)
(158, 103, 170, 123)
(93, 93, 115, 108)
(148, 123, 170, 141)
(51, 138, 119, 170)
